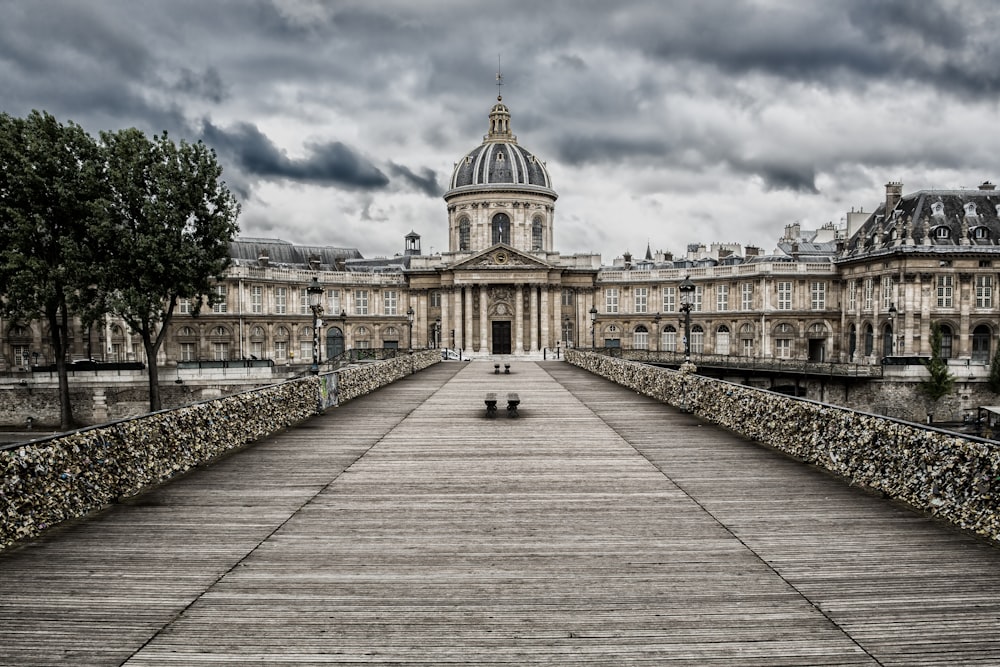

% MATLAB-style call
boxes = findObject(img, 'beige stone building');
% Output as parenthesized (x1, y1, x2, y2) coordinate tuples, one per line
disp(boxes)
(3, 97, 999, 373)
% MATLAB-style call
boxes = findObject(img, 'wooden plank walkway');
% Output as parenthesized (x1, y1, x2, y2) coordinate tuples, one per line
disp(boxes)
(0, 361, 998, 666)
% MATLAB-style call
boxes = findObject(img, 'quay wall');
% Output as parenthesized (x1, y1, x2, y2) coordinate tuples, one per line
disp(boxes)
(0, 351, 439, 551)
(567, 350, 1000, 545)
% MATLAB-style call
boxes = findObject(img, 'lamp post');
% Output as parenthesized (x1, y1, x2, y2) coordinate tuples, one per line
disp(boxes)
(406, 306, 414, 352)
(653, 312, 661, 352)
(307, 276, 324, 374)
(678, 276, 695, 361)
(433, 317, 441, 348)
(887, 302, 900, 354)
(589, 305, 598, 349)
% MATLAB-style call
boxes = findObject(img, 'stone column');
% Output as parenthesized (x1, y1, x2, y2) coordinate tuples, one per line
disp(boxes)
(453, 288, 464, 351)
(515, 284, 525, 354)
(539, 285, 552, 347)
(465, 287, 474, 353)
(529, 285, 539, 352)
(480, 285, 489, 352)
(440, 288, 450, 350)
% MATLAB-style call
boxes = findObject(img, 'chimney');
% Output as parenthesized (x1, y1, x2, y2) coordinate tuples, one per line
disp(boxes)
(885, 181, 903, 214)
(979, 181, 996, 191)
(623, 251, 632, 269)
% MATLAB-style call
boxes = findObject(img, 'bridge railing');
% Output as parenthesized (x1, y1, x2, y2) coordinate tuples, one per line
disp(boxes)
(596, 349, 883, 377)
(568, 350, 1000, 546)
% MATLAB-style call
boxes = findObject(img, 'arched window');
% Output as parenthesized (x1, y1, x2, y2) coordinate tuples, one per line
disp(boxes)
(848, 324, 857, 361)
(939, 324, 953, 359)
(716, 325, 730, 356)
(739, 323, 754, 357)
(775, 323, 794, 359)
(531, 216, 543, 251)
(863, 323, 874, 356)
(561, 318, 574, 345)
(690, 325, 705, 354)
(934, 226, 951, 240)
(458, 217, 471, 251)
(492, 213, 510, 245)
(662, 325, 677, 352)
(633, 324, 648, 350)
(882, 323, 894, 357)
(972, 324, 992, 362)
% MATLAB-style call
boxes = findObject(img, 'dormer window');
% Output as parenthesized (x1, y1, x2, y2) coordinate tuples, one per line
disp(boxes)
(974, 226, 990, 240)
(932, 201, 945, 217)
(964, 202, 978, 217)
(934, 226, 951, 240)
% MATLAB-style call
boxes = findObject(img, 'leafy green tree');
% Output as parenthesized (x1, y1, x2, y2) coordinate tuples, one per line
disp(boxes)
(0, 111, 107, 429)
(921, 321, 955, 409)
(989, 346, 1000, 394)
(97, 128, 240, 411)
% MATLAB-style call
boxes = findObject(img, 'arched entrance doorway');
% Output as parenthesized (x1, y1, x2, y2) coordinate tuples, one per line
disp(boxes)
(326, 327, 345, 360)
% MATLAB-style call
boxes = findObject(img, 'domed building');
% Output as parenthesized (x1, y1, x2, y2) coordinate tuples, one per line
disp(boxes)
(406, 94, 601, 355)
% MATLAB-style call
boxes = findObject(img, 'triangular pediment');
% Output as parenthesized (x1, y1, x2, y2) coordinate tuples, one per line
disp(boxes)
(449, 244, 552, 271)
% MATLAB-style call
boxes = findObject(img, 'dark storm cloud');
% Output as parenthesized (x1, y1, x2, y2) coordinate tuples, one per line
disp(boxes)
(389, 163, 443, 198)
(200, 120, 389, 189)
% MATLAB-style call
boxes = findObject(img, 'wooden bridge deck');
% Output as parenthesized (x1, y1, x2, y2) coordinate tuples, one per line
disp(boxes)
(1, 361, 999, 666)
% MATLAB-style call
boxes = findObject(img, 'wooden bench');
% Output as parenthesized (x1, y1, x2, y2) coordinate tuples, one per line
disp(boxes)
(506, 392, 520, 417)
(484, 392, 498, 417)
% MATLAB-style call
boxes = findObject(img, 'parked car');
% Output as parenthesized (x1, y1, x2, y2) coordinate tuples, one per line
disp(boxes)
(441, 348, 462, 361)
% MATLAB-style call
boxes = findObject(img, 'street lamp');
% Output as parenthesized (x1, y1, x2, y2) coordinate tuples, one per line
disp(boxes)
(589, 305, 598, 349)
(406, 306, 415, 352)
(678, 275, 695, 362)
(307, 276, 324, 374)
(434, 317, 441, 348)
(887, 302, 900, 354)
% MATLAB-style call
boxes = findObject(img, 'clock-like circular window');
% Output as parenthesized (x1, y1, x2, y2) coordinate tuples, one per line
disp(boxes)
(494, 251, 509, 265)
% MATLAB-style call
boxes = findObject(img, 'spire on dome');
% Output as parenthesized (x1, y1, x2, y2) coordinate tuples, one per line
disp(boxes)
(486, 60, 516, 143)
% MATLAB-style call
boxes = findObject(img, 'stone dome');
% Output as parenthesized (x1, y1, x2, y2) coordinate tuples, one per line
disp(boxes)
(446, 97, 554, 194)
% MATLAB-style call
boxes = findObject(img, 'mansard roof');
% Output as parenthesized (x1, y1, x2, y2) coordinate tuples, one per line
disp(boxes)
(844, 187, 1000, 256)
(230, 238, 363, 270)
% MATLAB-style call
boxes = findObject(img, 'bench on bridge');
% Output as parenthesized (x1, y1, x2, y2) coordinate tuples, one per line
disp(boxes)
(506, 392, 520, 417)
(484, 392, 498, 417)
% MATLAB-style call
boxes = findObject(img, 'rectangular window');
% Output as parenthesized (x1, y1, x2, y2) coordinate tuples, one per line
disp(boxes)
(777, 282, 792, 310)
(775, 338, 791, 359)
(430, 291, 441, 308)
(180, 343, 195, 362)
(13, 345, 30, 367)
(250, 341, 263, 360)
(742, 338, 754, 357)
(976, 275, 993, 308)
(179, 298, 192, 315)
(881, 276, 894, 310)
(213, 342, 229, 361)
(716, 285, 729, 312)
(275, 287, 287, 314)
(634, 287, 647, 313)
(605, 288, 619, 314)
(741, 283, 753, 311)
(863, 278, 874, 311)
(250, 286, 263, 314)
(847, 279, 857, 312)
(693, 286, 703, 312)
(299, 289, 309, 315)
(274, 340, 287, 360)
(300, 340, 314, 361)
(383, 290, 398, 316)
(810, 282, 826, 310)
(937, 275, 953, 308)
(662, 286, 676, 313)
(327, 289, 341, 314)
(212, 285, 227, 313)
(354, 289, 369, 315)
(561, 289, 574, 306)
(691, 329, 704, 353)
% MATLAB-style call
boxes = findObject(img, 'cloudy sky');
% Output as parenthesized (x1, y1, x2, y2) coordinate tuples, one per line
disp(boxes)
(3, 0, 1000, 261)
